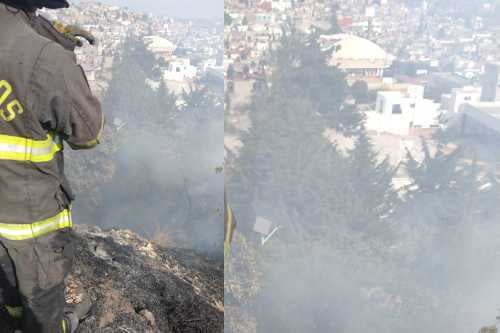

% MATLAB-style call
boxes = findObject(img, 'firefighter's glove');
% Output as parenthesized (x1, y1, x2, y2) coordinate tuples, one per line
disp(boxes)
(32, 15, 95, 52)
(51, 21, 96, 47)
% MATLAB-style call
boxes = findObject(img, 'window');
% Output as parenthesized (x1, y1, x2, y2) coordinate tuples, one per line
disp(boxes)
(392, 104, 402, 114)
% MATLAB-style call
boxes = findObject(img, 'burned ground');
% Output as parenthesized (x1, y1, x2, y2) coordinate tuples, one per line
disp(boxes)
(0, 225, 224, 333)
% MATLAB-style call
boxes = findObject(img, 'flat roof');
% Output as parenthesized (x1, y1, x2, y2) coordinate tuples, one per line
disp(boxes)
(467, 102, 500, 119)
(463, 103, 500, 134)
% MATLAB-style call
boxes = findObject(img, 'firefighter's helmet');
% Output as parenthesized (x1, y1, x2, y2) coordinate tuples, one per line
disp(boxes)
(0, 0, 69, 10)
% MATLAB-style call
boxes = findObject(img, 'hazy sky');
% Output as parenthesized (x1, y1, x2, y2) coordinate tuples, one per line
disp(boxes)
(75, 0, 223, 20)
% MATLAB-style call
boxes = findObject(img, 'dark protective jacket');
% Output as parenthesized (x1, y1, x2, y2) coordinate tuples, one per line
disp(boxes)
(0, 5, 103, 238)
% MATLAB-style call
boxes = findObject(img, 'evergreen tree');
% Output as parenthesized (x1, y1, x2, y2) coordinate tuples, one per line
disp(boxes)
(227, 64, 235, 80)
(98, 40, 223, 251)
(102, 38, 158, 128)
(328, 5, 343, 34)
(176, 86, 224, 248)
(230, 31, 393, 241)
(400, 142, 483, 233)
(346, 130, 398, 233)
(226, 28, 407, 333)
(224, 11, 233, 26)
(155, 79, 178, 129)
(351, 80, 369, 104)
(270, 31, 363, 134)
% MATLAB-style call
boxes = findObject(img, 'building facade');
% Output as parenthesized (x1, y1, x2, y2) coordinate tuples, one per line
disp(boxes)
(365, 85, 441, 136)
(481, 63, 500, 102)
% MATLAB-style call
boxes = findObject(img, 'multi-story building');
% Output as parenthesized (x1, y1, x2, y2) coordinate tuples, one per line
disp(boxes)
(481, 63, 500, 102)
(365, 85, 441, 136)
(441, 86, 483, 114)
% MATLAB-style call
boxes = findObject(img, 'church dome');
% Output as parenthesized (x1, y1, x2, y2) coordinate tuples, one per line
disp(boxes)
(321, 34, 394, 69)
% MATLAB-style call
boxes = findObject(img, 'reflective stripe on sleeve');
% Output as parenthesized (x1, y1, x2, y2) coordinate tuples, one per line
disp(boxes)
(5, 305, 23, 319)
(62, 318, 68, 333)
(224, 198, 235, 257)
(0, 209, 72, 241)
(0, 133, 62, 162)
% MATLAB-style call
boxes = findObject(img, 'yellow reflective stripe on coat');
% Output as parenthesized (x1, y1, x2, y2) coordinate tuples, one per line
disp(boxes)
(61, 318, 67, 333)
(5, 305, 23, 319)
(224, 205, 234, 257)
(224, 191, 236, 257)
(0, 133, 62, 162)
(0, 209, 72, 241)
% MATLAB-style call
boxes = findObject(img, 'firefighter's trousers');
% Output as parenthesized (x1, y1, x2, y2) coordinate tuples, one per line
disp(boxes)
(0, 229, 75, 333)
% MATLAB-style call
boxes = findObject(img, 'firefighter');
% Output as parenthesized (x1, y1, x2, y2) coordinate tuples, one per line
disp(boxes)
(0, 1, 103, 332)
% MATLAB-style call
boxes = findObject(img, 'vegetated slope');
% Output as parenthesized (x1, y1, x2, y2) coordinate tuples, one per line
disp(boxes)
(0, 225, 224, 333)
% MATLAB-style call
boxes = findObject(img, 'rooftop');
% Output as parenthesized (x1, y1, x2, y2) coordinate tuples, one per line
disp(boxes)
(321, 34, 393, 69)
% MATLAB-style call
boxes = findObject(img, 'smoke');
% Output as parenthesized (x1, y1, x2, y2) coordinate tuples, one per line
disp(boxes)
(226, 168, 500, 332)
(72, 108, 224, 254)
(224, 32, 500, 332)
(63, 32, 225, 255)
(227, 202, 500, 332)
(96, 109, 221, 250)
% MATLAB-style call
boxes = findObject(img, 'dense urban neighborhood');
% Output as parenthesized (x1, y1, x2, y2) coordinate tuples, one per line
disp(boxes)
(4, 0, 500, 331)
(224, 1, 500, 332)
(225, 0, 500, 188)
(41, 1, 223, 100)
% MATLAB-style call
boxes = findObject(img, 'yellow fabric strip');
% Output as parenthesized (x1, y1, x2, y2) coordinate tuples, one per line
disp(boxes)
(224, 202, 235, 257)
(0, 209, 72, 241)
(225, 206, 234, 244)
(5, 305, 23, 319)
(0, 133, 62, 163)
(72, 115, 104, 149)
(61, 318, 67, 333)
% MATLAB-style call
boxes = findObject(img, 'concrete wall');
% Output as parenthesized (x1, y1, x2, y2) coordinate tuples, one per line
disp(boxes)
(450, 87, 482, 113)
(365, 88, 441, 136)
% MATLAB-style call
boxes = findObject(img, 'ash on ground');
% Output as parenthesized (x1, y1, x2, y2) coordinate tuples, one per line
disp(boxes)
(0, 225, 224, 333)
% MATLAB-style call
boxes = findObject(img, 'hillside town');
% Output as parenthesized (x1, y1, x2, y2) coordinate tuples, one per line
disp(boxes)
(40, 1, 224, 100)
(224, 0, 500, 189)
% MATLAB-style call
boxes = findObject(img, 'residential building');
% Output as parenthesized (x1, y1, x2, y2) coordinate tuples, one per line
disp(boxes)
(441, 86, 482, 114)
(163, 57, 198, 82)
(365, 85, 441, 136)
(481, 63, 500, 102)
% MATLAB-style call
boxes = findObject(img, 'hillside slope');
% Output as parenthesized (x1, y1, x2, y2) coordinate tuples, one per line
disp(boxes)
(1, 225, 224, 333)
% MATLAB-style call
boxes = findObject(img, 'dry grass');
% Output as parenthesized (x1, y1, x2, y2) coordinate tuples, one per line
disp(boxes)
(148, 223, 176, 248)
(479, 326, 498, 333)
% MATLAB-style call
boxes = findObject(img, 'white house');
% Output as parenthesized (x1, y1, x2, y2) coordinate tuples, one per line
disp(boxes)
(271, 0, 292, 12)
(441, 86, 482, 114)
(365, 85, 442, 136)
(365, 6, 376, 18)
(163, 57, 197, 82)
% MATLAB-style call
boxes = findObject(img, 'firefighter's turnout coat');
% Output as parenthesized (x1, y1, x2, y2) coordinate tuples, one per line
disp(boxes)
(0, 4, 103, 332)
(0, 5, 103, 236)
